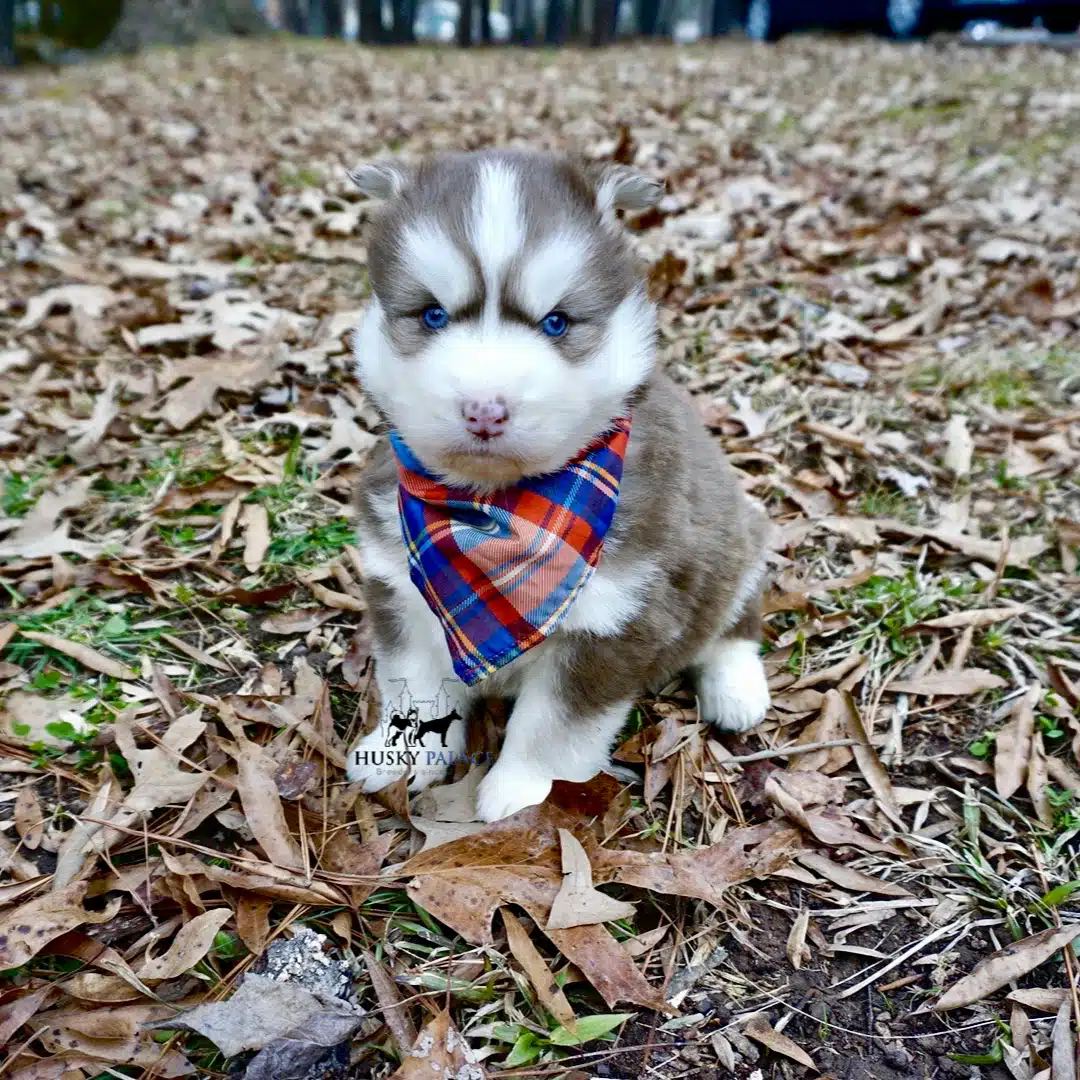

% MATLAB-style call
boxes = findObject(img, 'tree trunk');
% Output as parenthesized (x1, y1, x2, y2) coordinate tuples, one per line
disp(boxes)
(636, 0, 660, 34)
(390, 0, 415, 41)
(518, 0, 537, 43)
(544, 0, 566, 43)
(324, 0, 344, 35)
(0, 0, 13, 67)
(457, 0, 473, 45)
(283, 0, 308, 33)
(590, 0, 616, 43)
(358, 0, 383, 41)
(103, 0, 271, 52)
(479, 0, 492, 41)
(709, 0, 737, 33)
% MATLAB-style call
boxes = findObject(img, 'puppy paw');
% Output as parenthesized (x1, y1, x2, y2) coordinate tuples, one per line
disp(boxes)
(697, 640, 770, 734)
(475, 759, 553, 822)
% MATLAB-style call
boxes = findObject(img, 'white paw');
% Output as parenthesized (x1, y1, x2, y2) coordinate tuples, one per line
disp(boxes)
(475, 759, 553, 822)
(347, 720, 466, 794)
(698, 640, 770, 734)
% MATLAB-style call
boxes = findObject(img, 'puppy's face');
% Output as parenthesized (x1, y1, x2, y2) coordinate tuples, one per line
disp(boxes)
(352, 151, 660, 489)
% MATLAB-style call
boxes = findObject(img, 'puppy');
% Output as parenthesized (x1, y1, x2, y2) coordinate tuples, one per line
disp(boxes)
(346, 150, 769, 822)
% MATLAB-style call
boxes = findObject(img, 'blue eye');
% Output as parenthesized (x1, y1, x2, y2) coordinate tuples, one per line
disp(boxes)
(422, 305, 449, 331)
(540, 311, 569, 338)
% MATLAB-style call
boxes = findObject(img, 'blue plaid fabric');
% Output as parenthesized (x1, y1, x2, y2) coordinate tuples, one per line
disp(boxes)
(390, 418, 632, 685)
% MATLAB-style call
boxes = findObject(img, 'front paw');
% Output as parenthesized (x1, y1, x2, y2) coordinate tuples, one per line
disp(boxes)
(698, 641, 770, 734)
(475, 759, 553, 822)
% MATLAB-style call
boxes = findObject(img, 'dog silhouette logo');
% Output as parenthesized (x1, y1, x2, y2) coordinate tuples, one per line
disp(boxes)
(384, 691, 462, 749)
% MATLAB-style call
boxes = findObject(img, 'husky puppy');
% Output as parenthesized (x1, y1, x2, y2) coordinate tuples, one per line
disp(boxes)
(346, 150, 769, 822)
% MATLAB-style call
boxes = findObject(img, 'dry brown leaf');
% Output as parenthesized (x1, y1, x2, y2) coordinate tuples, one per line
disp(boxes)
(363, 950, 418, 1053)
(502, 908, 578, 1034)
(795, 853, 912, 897)
(837, 689, 902, 825)
(886, 669, 1007, 697)
(944, 414, 975, 477)
(260, 607, 337, 635)
(0, 882, 121, 968)
(389, 1010, 487, 1080)
(935, 924, 1080, 1012)
(303, 576, 366, 612)
(163, 850, 345, 906)
(766, 778, 902, 855)
(240, 502, 271, 572)
(137, 907, 233, 981)
(14, 783, 44, 850)
(53, 774, 119, 890)
(230, 891, 272, 955)
(744, 1015, 817, 1071)
(911, 606, 1028, 632)
(1052, 999, 1076, 1080)
(114, 710, 209, 813)
(1007, 989, 1071, 1013)
(161, 631, 232, 673)
(16, 631, 137, 681)
(1027, 730, 1052, 827)
(218, 709, 304, 869)
(546, 829, 636, 931)
(996, 686, 1039, 799)
(0, 985, 53, 1046)
(787, 909, 811, 970)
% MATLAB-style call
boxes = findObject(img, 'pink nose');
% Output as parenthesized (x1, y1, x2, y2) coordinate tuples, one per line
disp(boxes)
(462, 397, 509, 440)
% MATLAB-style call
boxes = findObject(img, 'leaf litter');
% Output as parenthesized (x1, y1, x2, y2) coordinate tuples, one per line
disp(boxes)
(0, 32, 1079, 1080)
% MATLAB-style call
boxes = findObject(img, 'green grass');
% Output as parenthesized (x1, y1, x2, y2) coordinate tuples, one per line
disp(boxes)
(2, 470, 46, 517)
(854, 486, 919, 523)
(2, 592, 169, 677)
(279, 166, 323, 189)
(843, 573, 943, 657)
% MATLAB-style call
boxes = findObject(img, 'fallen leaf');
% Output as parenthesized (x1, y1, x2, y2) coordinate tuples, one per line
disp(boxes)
(996, 686, 1039, 799)
(218, 708, 304, 869)
(363, 950, 417, 1054)
(168, 973, 362, 1058)
(795, 852, 911, 897)
(838, 690, 902, 824)
(1007, 989, 1071, 1013)
(389, 1010, 487, 1080)
(1052, 999, 1076, 1080)
(0, 882, 121, 968)
(886, 669, 1007, 696)
(260, 608, 336, 635)
(787, 909, 810, 970)
(744, 1015, 817, 1071)
(1027, 730, 1052, 827)
(17, 631, 137, 681)
(17, 284, 118, 331)
(936, 924, 1080, 1012)
(240, 503, 271, 572)
(944, 414, 975, 477)
(14, 783, 44, 850)
(910, 607, 1028, 632)
(137, 907, 233, 981)
(546, 829, 636, 931)
(503, 908, 577, 1033)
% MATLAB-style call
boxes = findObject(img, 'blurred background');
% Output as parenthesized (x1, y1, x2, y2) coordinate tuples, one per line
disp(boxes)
(2, 0, 1078, 66)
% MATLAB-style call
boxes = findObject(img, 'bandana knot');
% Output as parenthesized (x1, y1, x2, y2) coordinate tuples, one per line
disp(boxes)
(390, 419, 631, 685)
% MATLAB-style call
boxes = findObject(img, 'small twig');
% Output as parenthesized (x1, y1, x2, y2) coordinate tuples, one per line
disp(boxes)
(719, 739, 859, 765)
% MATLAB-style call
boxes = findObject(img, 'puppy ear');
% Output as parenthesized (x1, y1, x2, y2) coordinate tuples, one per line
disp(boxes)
(593, 164, 664, 216)
(347, 160, 412, 200)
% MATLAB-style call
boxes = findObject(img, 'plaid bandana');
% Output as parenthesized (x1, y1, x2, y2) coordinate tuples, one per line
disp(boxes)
(390, 419, 631, 685)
